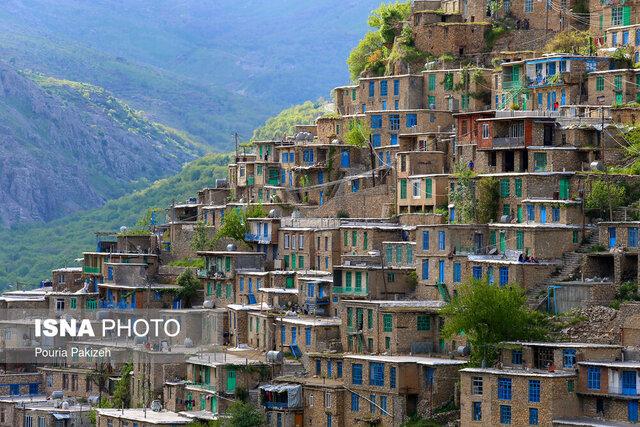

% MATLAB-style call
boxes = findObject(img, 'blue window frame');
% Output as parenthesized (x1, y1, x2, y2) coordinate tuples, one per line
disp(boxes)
(380, 80, 388, 96)
(380, 395, 388, 412)
(281, 325, 286, 344)
(371, 115, 382, 129)
(499, 267, 509, 287)
(372, 133, 381, 148)
(337, 361, 343, 378)
(369, 363, 384, 386)
(393, 79, 400, 96)
(453, 263, 461, 283)
(630, 227, 638, 247)
(472, 266, 482, 280)
(512, 350, 523, 365)
(305, 327, 312, 346)
(394, 100, 399, 110)
(382, 100, 387, 110)
(315, 359, 321, 375)
(563, 349, 576, 368)
(473, 402, 482, 421)
(390, 134, 398, 145)
(389, 114, 400, 130)
(559, 60, 567, 73)
(500, 405, 512, 424)
(552, 207, 560, 222)
(540, 206, 547, 223)
(369, 394, 376, 414)
(629, 400, 638, 423)
(369, 81, 375, 97)
(327, 414, 332, 427)
(527, 204, 535, 221)
(352, 179, 360, 193)
(425, 367, 434, 386)
(386, 151, 391, 168)
(351, 392, 359, 411)
(406, 114, 417, 128)
(498, 378, 512, 400)
(529, 380, 540, 403)
(529, 408, 539, 425)
(362, 104, 366, 113)
(327, 360, 333, 377)
(422, 231, 430, 250)
(352, 364, 363, 385)
(636, 29, 640, 46)
(390, 367, 396, 388)
(588, 367, 601, 390)
(421, 259, 429, 280)
(438, 231, 446, 250)
(623, 31, 630, 46)
(613, 32, 619, 46)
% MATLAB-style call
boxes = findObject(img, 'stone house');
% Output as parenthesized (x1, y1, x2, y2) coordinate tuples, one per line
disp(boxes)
(184, 352, 269, 417)
(339, 222, 406, 257)
(340, 300, 446, 355)
(245, 216, 280, 268)
(297, 272, 333, 316)
(276, 316, 341, 356)
(278, 218, 340, 271)
(51, 267, 84, 292)
(590, 0, 640, 37)
(17, 401, 93, 427)
(38, 366, 95, 399)
(226, 302, 271, 348)
(235, 270, 269, 305)
(602, 23, 640, 65)
(588, 68, 640, 106)
(246, 311, 276, 352)
(343, 354, 466, 425)
(332, 261, 415, 301)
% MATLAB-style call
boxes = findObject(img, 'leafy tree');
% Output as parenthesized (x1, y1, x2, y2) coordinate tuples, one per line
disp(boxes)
(344, 119, 372, 148)
(347, 31, 386, 81)
(245, 204, 268, 219)
(215, 209, 248, 241)
(223, 401, 265, 427)
(544, 30, 593, 55)
(136, 207, 164, 229)
(476, 177, 500, 224)
(176, 269, 201, 308)
(441, 279, 551, 365)
(449, 164, 476, 224)
(111, 362, 133, 408)
(368, 2, 411, 44)
(586, 179, 626, 220)
(191, 221, 214, 252)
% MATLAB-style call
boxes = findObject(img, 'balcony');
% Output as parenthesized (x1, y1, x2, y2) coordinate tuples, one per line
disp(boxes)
(83, 266, 101, 275)
(493, 136, 525, 148)
(263, 401, 290, 410)
(187, 381, 217, 393)
(502, 80, 522, 90)
(244, 233, 271, 244)
(99, 300, 135, 310)
(332, 286, 369, 296)
(197, 269, 211, 279)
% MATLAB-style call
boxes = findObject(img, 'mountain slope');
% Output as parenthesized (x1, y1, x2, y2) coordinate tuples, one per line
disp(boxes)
(251, 100, 332, 140)
(0, 62, 202, 227)
(0, 0, 381, 146)
(0, 153, 230, 287)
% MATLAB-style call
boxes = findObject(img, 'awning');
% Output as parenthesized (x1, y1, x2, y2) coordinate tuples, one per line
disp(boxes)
(52, 414, 71, 420)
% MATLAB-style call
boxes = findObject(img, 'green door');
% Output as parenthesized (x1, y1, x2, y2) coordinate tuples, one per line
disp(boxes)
(517, 206, 523, 223)
(512, 65, 520, 86)
(499, 232, 506, 253)
(623, 6, 631, 25)
(559, 178, 570, 200)
(204, 367, 210, 384)
(211, 396, 218, 413)
(227, 369, 236, 393)
(616, 92, 624, 105)
(286, 276, 294, 288)
(186, 393, 193, 410)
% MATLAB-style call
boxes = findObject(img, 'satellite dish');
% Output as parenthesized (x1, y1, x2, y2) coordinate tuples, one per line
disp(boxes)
(150, 400, 163, 412)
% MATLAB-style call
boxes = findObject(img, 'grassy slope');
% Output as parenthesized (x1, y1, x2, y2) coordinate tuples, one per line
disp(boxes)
(0, 154, 231, 287)
(251, 99, 331, 140)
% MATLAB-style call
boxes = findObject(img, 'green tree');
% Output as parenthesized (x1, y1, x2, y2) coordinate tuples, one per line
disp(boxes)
(476, 177, 500, 224)
(245, 204, 268, 219)
(215, 209, 248, 241)
(86, 362, 112, 403)
(251, 100, 327, 141)
(176, 269, 201, 308)
(136, 207, 164, 229)
(441, 279, 550, 365)
(347, 31, 386, 81)
(223, 401, 265, 427)
(544, 30, 593, 55)
(191, 221, 214, 252)
(344, 119, 372, 148)
(367, 2, 411, 44)
(111, 362, 133, 408)
(586, 179, 626, 220)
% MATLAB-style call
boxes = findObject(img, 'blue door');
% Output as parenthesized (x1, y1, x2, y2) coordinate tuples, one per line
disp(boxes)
(540, 206, 547, 223)
(623, 371, 637, 395)
(341, 149, 350, 167)
(609, 227, 617, 249)
(291, 327, 297, 344)
(319, 191, 324, 206)
(561, 89, 566, 106)
(629, 400, 638, 422)
(438, 260, 445, 283)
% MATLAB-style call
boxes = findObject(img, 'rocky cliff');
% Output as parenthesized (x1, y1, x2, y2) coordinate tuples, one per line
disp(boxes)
(0, 62, 202, 227)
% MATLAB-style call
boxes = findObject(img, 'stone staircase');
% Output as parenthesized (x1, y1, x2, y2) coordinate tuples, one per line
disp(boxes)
(526, 229, 598, 310)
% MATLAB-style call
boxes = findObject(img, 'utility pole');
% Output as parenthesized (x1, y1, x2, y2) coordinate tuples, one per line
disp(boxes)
(545, 0, 550, 32)
(234, 132, 239, 157)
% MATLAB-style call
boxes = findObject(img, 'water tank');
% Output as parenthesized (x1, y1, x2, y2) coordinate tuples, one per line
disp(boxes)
(184, 338, 194, 348)
(590, 161, 604, 171)
(203, 300, 213, 309)
(134, 336, 147, 345)
(266, 351, 284, 364)
(150, 400, 163, 412)
(226, 243, 237, 252)
(50, 391, 64, 400)
(457, 345, 471, 356)
(61, 401, 70, 410)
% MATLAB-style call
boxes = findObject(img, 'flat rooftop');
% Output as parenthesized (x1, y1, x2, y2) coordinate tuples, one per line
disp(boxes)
(97, 408, 191, 424)
(345, 354, 466, 366)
